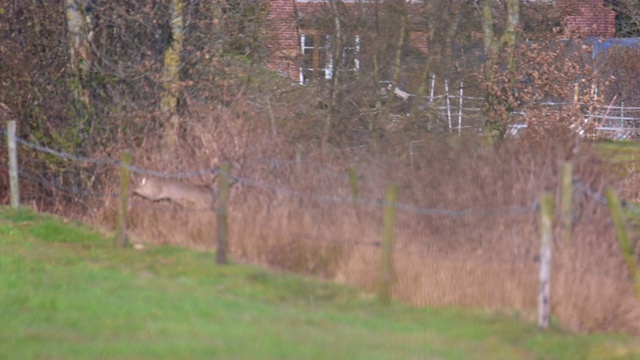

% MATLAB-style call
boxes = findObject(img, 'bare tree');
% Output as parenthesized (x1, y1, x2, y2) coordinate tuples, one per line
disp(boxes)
(377, 0, 408, 136)
(608, 0, 640, 37)
(322, 0, 344, 149)
(162, 0, 185, 148)
(480, 0, 521, 140)
(410, 0, 476, 123)
(65, 0, 94, 147)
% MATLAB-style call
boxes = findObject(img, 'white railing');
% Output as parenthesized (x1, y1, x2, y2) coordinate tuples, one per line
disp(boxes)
(387, 77, 640, 140)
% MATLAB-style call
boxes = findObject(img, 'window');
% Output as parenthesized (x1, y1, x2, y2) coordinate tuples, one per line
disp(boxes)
(300, 32, 331, 84)
(300, 32, 360, 85)
(342, 35, 360, 75)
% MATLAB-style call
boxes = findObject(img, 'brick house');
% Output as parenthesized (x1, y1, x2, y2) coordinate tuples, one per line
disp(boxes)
(266, 0, 617, 83)
(560, 0, 616, 38)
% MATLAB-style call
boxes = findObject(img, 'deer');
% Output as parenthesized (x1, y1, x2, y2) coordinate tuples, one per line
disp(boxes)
(132, 177, 216, 210)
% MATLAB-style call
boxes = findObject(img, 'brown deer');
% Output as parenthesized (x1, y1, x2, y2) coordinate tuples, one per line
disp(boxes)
(133, 177, 216, 210)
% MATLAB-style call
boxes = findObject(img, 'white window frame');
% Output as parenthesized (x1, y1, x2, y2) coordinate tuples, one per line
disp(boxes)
(300, 33, 360, 85)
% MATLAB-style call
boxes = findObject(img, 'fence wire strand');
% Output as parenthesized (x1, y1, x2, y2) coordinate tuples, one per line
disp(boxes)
(124, 164, 220, 179)
(10, 132, 220, 179)
(19, 171, 119, 198)
(574, 180, 608, 205)
(224, 171, 537, 218)
(13, 134, 118, 165)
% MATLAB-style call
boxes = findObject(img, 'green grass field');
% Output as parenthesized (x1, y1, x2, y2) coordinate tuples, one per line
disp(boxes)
(1, 207, 639, 359)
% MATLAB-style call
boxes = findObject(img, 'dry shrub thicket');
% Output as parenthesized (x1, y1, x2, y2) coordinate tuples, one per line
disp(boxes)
(1, 1, 639, 336)
(482, 39, 610, 140)
(599, 46, 640, 106)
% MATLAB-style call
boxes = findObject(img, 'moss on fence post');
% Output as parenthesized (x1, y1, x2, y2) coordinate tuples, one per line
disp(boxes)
(538, 192, 554, 329)
(561, 162, 573, 245)
(116, 151, 132, 248)
(605, 187, 640, 298)
(379, 184, 398, 305)
(216, 162, 231, 265)
(348, 166, 360, 219)
(7, 121, 20, 209)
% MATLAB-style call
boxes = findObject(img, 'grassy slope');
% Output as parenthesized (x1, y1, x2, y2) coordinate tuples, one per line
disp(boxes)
(0, 208, 639, 360)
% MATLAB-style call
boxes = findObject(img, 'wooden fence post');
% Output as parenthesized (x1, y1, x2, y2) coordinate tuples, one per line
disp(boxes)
(6, 121, 20, 209)
(605, 188, 640, 298)
(458, 81, 463, 135)
(429, 74, 435, 102)
(295, 147, 303, 176)
(216, 162, 231, 265)
(379, 184, 398, 305)
(348, 166, 360, 218)
(560, 162, 573, 245)
(116, 151, 132, 248)
(538, 192, 554, 329)
(444, 79, 452, 130)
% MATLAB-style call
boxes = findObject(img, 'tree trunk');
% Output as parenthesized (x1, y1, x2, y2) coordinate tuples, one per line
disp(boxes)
(65, 0, 93, 148)
(162, 0, 185, 148)
(377, 0, 407, 136)
(412, 0, 464, 123)
(322, 0, 343, 149)
(370, 0, 383, 135)
(480, 0, 521, 142)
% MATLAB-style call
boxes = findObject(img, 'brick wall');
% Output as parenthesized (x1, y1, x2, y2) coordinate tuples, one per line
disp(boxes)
(408, 32, 429, 55)
(266, 0, 300, 81)
(559, 0, 616, 38)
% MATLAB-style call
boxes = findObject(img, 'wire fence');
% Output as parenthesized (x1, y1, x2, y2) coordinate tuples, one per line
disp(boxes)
(7, 131, 540, 217)
(4, 130, 632, 216)
(3, 130, 633, 219)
